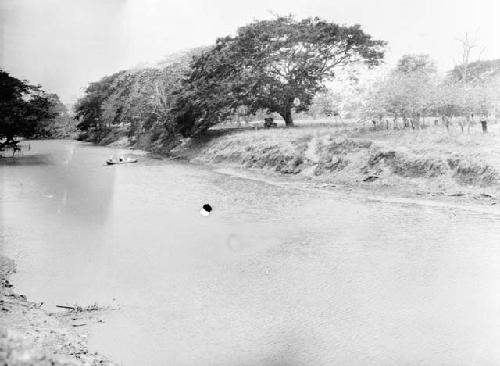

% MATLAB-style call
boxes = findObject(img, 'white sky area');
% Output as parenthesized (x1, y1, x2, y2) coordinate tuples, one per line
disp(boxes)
(1, 0, 500, 104)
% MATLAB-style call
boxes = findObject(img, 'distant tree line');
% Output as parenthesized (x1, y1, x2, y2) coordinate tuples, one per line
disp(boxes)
(362, 55, 500, 131)
(74, 60, 190, 150)
(74, 15, 386, 148)
(0, 69, 76, 142)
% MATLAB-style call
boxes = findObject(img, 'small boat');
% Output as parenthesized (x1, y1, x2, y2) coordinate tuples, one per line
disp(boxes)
(105, 159, 120, 165)
(105, 156, 138, 165)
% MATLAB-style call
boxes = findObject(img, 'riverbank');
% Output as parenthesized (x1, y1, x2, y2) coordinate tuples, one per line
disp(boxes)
(169, 123, 500, 206)
(0, 256, 117, 366)
(80, 121, 500, 206)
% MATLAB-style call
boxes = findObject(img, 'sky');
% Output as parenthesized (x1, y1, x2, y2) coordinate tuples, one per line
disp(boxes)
(1, 0, 500, 105)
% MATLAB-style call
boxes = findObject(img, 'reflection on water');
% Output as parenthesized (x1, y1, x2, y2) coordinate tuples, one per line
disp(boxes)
(2, 140, 500, 366)
(0, 153, 52, 166)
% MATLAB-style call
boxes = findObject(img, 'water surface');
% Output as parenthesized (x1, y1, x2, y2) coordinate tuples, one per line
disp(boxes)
(2, 140, 500, 365)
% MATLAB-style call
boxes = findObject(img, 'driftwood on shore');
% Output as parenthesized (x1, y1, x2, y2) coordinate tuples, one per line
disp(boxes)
(56, 303, 103, 312)
(56, 304, 77, 310)
(1, 255, 116, 365)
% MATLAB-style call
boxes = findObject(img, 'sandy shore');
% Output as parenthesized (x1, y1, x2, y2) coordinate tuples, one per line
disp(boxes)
(0, 255, 117, 366)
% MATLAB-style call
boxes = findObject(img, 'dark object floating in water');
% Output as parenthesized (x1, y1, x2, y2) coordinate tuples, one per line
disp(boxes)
(105, 157, 138, 165)
(200, 203, 213, 217)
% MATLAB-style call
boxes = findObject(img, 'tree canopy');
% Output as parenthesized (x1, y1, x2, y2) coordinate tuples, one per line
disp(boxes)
(0, 69, 58, 142)
(174, 15, 386, 135)
(447, 59, 500, 85)
(73, 49, 199, 149)
(362, 54, 500, 131)
(35, 93, 77, 139)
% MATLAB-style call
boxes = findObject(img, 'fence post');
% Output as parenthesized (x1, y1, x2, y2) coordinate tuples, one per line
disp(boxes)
(480, 120, 488, 134)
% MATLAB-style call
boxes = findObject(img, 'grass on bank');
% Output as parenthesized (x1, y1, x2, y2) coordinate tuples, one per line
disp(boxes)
(174, 119, 500, 200)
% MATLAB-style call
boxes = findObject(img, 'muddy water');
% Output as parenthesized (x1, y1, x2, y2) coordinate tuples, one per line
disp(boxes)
(2, 140, 500, 365)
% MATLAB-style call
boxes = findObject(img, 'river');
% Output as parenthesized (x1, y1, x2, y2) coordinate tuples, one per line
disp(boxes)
(2, 140, 500, 365)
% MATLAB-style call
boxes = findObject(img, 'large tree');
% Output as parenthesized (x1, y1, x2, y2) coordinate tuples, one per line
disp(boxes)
(174, 15, 386, 135)
(364, 54, 437, 128)
(0, 69, 56, 142)
(74, 72, 124, 133)
(434, 59, 500, 131)
(35, 94, 77, 139)
(74, 49, 200, 147)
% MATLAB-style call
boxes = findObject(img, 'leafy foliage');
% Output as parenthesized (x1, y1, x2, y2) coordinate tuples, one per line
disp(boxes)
(447, 59, 500, 85)
(73, 50, 196, 148)
(395, 54, 437, 75)
(364, 54, 437, 126)
(0, 69, 59, 141)
(434, 59, 500, 124)
(363, 55, 500, 130)
(308, 90, 341, 118)
(35, 94, 77, 139)
(173, 15, 386, 135)
(74, 72, 124, 132)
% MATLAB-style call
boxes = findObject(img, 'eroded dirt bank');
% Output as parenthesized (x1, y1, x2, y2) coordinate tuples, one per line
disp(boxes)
(0, 256, 117, 366)
(170, 126, 500, 205)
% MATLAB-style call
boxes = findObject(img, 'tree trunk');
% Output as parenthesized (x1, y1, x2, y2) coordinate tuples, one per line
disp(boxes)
(282, 107, 294, 127)
(467, 113, 473, 134)
(442, 115, 449, 130)
(403, 116, 409, 128)
(481, 120, 488, 133)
